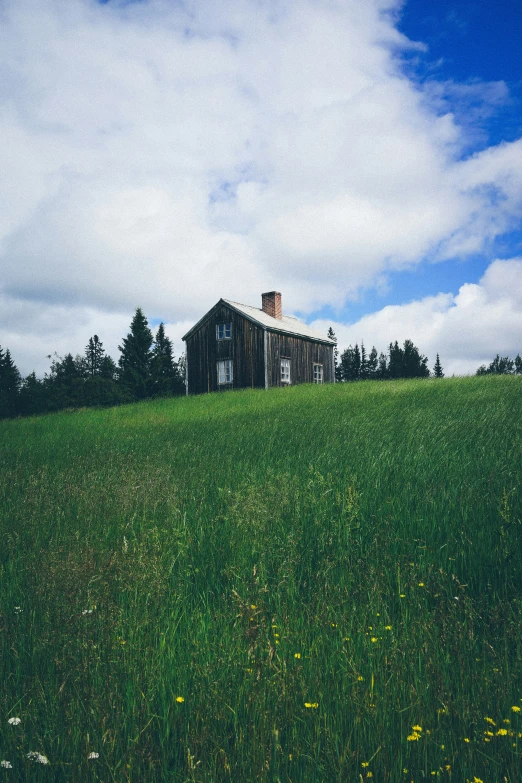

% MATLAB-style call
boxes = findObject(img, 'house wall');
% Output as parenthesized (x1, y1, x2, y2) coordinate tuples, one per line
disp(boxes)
(266, 332, 334, 386)
(186, 304, 265, 394)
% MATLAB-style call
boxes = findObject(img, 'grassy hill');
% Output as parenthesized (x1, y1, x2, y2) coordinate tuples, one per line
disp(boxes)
(1, 376, 521, 782)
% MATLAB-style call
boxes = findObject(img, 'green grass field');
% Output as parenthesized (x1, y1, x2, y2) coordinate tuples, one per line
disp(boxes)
(1, 376, 521, 782)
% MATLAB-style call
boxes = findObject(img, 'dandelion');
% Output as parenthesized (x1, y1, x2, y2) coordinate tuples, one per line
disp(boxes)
(407, 733, 420, 741)
(385, 625, 392, 630)
(472, 778, 484, 783)
(463, 737, 470, 743)
(176, 696, 185, 703)
(87, 752, 99, 760)
(362, 762, 369, 767)
(0, 761, 12, 769)
(418, 582, 424, 587)
(366, 773, 373, 778)
(7, 718, 21, 726)
(274, 633, 279, 637)
(294, 653, 301, 659)
(412, 725, 422, 732)
(484, 717, 496, 725)
(503, 718, 510, 724)
(357, 676, 364, 681)
(512, 705, 521, 712)
(304, 702, 318, 709)
(250, 604, 256, 610)
(27, 752, 49, 765)
(496, 728, 508, 736)
(399, 594, 406, 598)
(371, 637, 378, 643)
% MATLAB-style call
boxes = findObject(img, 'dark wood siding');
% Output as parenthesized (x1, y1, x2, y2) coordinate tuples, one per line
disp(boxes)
(266, 332, 334, 387)
(186, 304, 265, 394)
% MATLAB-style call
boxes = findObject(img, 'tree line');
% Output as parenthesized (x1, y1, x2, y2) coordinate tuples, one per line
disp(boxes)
(0, 308, 185, 419)
(1, 316, 521, 420)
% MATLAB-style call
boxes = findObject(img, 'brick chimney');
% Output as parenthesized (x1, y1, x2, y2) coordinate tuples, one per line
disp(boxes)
(261, 291, 282, 319)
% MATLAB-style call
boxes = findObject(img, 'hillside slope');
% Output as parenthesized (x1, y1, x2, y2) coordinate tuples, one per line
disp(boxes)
(1, 377, 521, 782)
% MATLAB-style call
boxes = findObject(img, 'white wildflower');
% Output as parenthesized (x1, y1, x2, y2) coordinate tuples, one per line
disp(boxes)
(82, 609, 93, 615)
(7, 717, 21, 725)
(27, 752, 49, 765)
(87, 752, 99, 760)
(13, 606, 22, 613)
(1, 760, 13, 768)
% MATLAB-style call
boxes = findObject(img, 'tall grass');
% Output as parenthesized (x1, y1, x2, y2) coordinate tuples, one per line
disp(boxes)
(1, 376, 521, 781)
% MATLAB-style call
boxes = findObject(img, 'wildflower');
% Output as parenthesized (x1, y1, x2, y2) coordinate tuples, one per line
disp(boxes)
(13, 607, 22, 613)
(385, 625, 392, 630)
(496, 728, 508, 736)
(484, 717, 496, 725)
(463, 737, 470, 743)
(366, 773, 373, 778)
(418, 582, 424, 587)
(304, 702, 318, 709)
(294, 653, 301, 659)
(512, 705, 521, 712)
(407, 733, 420, 741)
(331, 623, 337, 627)
(400, 594, 406, 598)
(1, 761, 12, 769)
(87, 752, 99, 760)
(362, 762, 369, 767)
(27, 752, 49, 765)
(412, 725, 422, 732)
(357, 676, 364, 681)
(371, 637, 378, 643)
(272, 624, 277, 629)
(176, 696, 185, 703)
(472, 778, 483, 783)
(484, 731, 494, 737)
(503, 718, 510, 724)
(82, 609, 93, 615)
(250, 605, 256, 610)
(7, 718, 21, 726)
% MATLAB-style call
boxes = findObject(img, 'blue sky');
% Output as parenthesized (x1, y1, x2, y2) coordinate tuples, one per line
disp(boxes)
(0, 0, 521, 376)
(302, 0, 522, 326)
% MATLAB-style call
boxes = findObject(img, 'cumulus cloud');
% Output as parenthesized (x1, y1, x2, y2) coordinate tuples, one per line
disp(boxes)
(0, 0, 521, 374)
(313, 259, 522, 375)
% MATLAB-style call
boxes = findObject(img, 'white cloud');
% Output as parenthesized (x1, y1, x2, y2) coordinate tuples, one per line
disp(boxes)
(313, 258, 522, 375)
(0, 0, 521, 375)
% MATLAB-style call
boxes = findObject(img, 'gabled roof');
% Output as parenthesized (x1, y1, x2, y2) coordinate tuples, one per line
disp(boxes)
(182, 298, 335, 344)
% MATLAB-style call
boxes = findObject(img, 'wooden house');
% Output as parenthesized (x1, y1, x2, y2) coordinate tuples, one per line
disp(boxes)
(182, 291, 336, 394)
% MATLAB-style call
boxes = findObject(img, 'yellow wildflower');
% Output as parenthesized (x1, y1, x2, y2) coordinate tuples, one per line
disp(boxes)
(511, 705, 521, 712)
(407, 732, 420, 741)
(294, 653, 301, 659)
(362, 761, 369, 767)
(304, 702, 318, 709)
(357, 676, 364, 681)
(496, 728, 508, 736)
(400, 594, 406, 598)
(385, 625, 392, 630)
(484, 717, 495, 725)
(464, 737, 470, 743)
(412, 725, 422, 732)
(503, 718, 510, 724)
(366, 773, 373, 778)
(418, 582, 424, 587)
(371, 637, 378, 643)
(250, 604, 256, 610)
(176, 696, 185, 703)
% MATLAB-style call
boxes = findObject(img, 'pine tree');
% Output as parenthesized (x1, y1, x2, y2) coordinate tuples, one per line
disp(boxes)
(327, 327, 340, 381)
(515, 354, 522, 375)
(150, 323, 184, 396)
(118, 308, 154, 400)
(476, 355, 515, 375)
(339, 344, 361, 381)
(85, 335, 105, 377)
(433, 354, 444, 378)
(360, 342, 368, 379)
(0, 347, 21, 418)
(366, 346, 378, 379)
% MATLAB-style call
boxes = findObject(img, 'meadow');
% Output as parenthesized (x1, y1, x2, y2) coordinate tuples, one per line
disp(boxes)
(0, 376, 521, 782)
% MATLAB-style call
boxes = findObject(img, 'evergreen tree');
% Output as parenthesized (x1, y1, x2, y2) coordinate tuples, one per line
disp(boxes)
(85, 335, 105, 377)
(328, 327, 340, 381)
(515, 354, 522, 375)
(377, 352, 388, 379)
(359, 342, 368, 379)
(433, 353, 444, 378)
(18, 372, 47, 417)
(118, 308, 153, 400)
(0, 347, 21, 418)
(339, 344, 361, 381)
(150, 323, 185, 397)
(476, 355, 515, 375)
(366, 346, 379, 379)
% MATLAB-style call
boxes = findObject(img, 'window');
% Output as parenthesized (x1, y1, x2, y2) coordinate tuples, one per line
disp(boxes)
(216, 322, 232, 340)
(217, 359, 233, 385)
(313, 363, 323, 383)
(281, 358, 291, 383)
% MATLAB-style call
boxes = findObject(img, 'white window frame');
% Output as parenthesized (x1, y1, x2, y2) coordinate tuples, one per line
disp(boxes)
(216, 322, 232, 340)
(313, 363, 323, 383)
(281, 358, 291, 384)
(217, 359, 233, 385)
